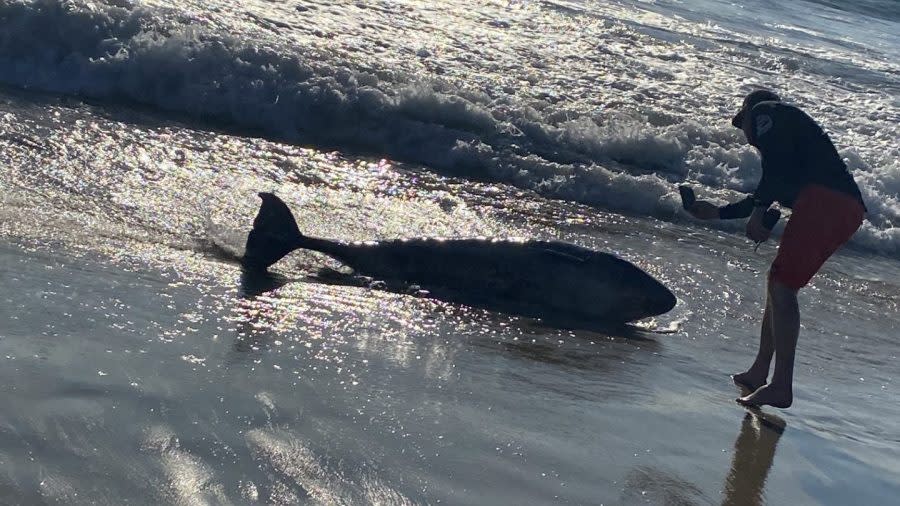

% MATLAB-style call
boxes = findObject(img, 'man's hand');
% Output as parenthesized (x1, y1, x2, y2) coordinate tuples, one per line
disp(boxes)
(688, 201, 720, 220)
(746, 207, 772, 243)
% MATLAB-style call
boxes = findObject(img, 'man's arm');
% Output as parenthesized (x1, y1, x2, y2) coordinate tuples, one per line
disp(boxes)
(718, 195, 755, 219)
(689, 196, 773, 242)
(751, 161, 778, 209)
(688, 195, 756, 220)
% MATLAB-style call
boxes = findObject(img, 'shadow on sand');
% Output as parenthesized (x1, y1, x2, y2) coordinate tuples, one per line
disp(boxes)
(238, 267, 665, 339)
(231, 267, 662, 382)
(238, 269, 293, 298)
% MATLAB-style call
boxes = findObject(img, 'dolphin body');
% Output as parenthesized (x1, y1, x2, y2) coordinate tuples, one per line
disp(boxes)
(242, 193, 676, 324)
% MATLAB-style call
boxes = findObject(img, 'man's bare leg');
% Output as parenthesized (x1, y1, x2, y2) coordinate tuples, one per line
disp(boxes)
(738, 280, 799, 408)
(732, 294, 774, 392)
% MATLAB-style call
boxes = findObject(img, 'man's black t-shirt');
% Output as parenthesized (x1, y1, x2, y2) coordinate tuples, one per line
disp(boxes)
(719, 101, 865, 219)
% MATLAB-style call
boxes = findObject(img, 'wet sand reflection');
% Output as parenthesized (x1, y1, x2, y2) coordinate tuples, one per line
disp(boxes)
(722, 410, 786, 506)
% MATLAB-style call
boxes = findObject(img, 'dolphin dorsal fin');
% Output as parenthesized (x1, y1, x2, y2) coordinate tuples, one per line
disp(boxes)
(254, 192, 301, 239)
(242, 193, 303, 272)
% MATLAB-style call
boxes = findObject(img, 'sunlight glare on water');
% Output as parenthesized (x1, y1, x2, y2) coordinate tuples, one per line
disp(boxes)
(0, 0, 898, 504)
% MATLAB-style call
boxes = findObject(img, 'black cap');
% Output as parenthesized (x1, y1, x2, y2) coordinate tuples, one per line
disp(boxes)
(731, 89, 781, 128)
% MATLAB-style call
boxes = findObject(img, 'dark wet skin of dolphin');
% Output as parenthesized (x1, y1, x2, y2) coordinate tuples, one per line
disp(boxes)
(242, 193, 677, 324)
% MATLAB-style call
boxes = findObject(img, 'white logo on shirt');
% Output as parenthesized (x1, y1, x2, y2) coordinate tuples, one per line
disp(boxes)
(755, 114, 773, 137)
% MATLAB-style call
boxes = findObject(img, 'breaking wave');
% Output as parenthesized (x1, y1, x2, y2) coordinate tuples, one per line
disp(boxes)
(0, 0, 897, 254)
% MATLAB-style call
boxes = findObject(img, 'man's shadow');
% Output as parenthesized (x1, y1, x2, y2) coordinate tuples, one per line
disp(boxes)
(721, 409, 786, 506)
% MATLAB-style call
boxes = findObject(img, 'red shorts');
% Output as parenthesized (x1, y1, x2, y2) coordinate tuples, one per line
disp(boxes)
(770, 185, 864, 290)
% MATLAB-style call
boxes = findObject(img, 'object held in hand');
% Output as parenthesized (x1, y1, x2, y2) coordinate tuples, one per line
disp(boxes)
(762, 208, 780, 230)
(679, 185, 696, 211)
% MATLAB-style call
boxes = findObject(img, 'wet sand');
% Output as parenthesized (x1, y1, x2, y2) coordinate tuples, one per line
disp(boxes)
(2, 235, 897, 504)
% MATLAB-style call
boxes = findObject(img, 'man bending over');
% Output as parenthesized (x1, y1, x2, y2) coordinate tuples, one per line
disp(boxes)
(688, 90, 866, 408)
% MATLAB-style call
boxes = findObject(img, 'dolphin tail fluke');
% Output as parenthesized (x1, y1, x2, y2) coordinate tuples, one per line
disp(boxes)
(242, 192, 304, 272)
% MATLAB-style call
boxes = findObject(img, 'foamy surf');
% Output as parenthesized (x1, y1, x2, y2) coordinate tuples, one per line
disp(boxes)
(1, 0, 897, 254)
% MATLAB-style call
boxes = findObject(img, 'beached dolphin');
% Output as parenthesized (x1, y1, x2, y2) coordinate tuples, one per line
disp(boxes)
(242, 193, 676, 323)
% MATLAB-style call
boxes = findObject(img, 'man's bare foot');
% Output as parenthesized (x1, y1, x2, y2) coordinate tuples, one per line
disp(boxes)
(737, 384, 793, 409)
(731, 371, 767, 393)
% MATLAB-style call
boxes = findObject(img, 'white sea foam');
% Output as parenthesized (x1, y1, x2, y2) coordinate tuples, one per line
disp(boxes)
(0, 0, 897, 254)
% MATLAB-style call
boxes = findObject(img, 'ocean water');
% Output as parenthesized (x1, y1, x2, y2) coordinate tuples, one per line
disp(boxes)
(0, 0, 898, 504)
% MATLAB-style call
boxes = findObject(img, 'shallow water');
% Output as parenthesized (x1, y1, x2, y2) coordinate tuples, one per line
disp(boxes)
(2, 89, 899, 503)
(1, 0, 899, 503)
(2, 204, 899, 504)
